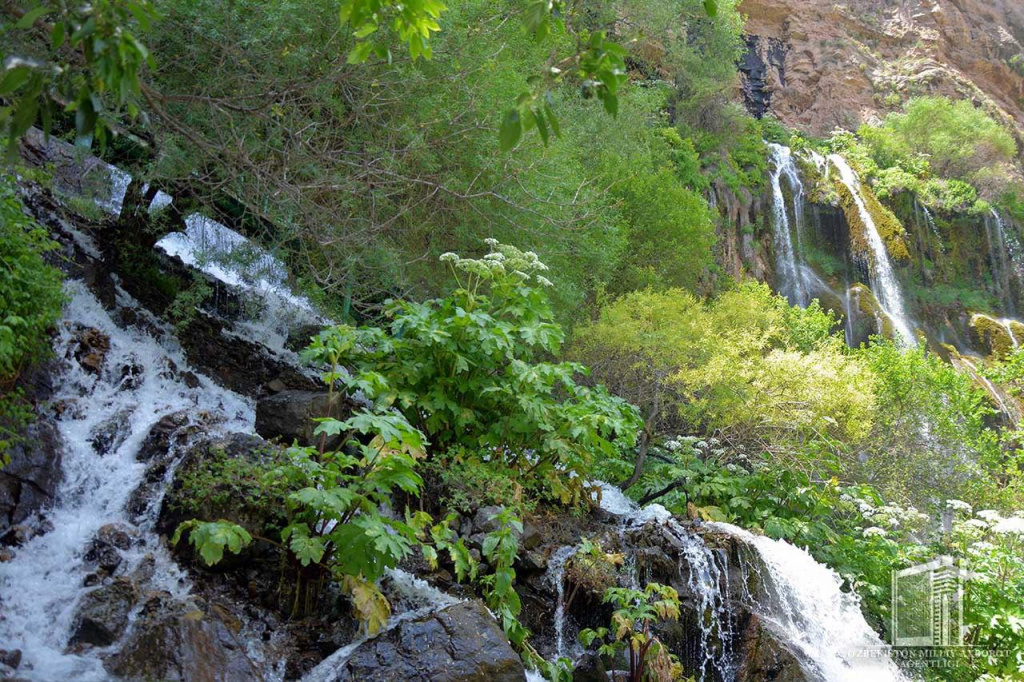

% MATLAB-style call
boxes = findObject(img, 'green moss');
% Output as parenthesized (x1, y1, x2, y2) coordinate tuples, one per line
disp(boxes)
(834, 176, 911, 264)
(968, 313, 1019, 359)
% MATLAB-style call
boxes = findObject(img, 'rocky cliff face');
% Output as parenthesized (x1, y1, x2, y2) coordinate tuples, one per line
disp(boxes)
(739, 0, 1024, 136)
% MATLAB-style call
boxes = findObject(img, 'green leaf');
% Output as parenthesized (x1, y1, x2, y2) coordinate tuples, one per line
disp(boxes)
(0, 68, 30, 96)
(16, 6, 49, 29)
(50, 22, 65, 49)
(499, 109, 522, 151)
(347, 41, 375, 65)
(704, 0, 718, 17)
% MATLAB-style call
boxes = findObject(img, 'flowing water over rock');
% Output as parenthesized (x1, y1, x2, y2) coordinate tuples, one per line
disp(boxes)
(828, 155, 917, 347)
(0, 282, 254, 680)
(710, 523, 908, 682)
(984, 208, 1024, 316)
(768, 143, 808, 306)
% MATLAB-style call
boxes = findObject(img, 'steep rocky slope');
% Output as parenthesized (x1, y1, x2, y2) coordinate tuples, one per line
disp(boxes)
(739, 0, 1024, 136)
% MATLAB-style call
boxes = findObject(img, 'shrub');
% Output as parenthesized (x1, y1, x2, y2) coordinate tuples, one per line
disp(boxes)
(304, 240, 643, 506)
(0, 175, 64, 465)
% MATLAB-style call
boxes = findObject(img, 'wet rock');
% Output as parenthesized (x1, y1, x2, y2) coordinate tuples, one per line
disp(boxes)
(0, 649, 22, 670)
(571, 651, 607, 682)
(332, 600, 526, 682)
(84, 523, 137, 574)
(68, 577, 138, 649)
(734, 613, 807, 682)
(107, 594, 262, 681)
(117, 359, 146, 390)
(126, 411, 198, 523)
(71, 325, 111, 375)
(137, 411, 193, 462)
(0, 417, 63, 540)
(255, 390, 348, 447)
(89, 407, 134, 455)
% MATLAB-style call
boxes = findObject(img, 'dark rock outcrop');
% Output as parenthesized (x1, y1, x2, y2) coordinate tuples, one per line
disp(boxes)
(0, 363, 63, 541)
(332, 601, 526, 682)
(68, 577, 138, 649)
(106, 594, 262, 681)
(255, 390, 348, 447)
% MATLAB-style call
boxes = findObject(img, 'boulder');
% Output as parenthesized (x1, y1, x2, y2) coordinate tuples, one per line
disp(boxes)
(734, 614, 808, 682)
(255, 390, 348, 447)
(68, 577, 138, 649)
(83, 523, 137, 575)
(106, 594, 262, 681)
(472, 507, 542, 550)
(71, 326, 111, 375)
(331, 600, 526, 682)
(0, 417, 63, 540)
(89, 407, 135, 455)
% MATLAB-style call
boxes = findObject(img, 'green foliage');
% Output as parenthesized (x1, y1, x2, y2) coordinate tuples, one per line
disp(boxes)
(859, 97, 1016, 182)
(171, 519, 253, 566)
(579, 582, 682, 682)
(0, 173, 63, 465)
(605, 166, 715, 294)
(571, 282, 871, 472)
(175, 358, 475, 633)
(859, 340, 1003, 506)
(304, 241, 642, 505)
(1, 0, 156, 151)
(479, 509, 528, 646)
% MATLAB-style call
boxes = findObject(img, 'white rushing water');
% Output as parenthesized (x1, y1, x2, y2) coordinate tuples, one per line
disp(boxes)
(768, 144, 808, 306)
(709, 523, 908, 682)
(0, 282, 254, 681)
(156, 214, 325, 352)
(984, 208, 1024, 316)
(828, 155, 917, 347)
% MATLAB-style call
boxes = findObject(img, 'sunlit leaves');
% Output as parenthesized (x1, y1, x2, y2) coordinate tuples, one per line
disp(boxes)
(342, 575, 391, 635)
(171, 519, 253, 566)
(2, 0, 158, 152)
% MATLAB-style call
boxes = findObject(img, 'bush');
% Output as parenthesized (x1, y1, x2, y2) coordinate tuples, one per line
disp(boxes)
(305, 241, 642, 506)
(0, 175, 64, 465)
(570, 282, 873, 479)
(859, 97, 1016, 182)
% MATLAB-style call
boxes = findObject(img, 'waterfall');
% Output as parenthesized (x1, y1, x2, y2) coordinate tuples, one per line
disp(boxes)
(828, 155, 917, 347)
(0, 282, 254, 681)
(547, 545, 578, 659)
(768, 143, 808, 306)
(156, 214, 325, 353)
(710, 523, 908, 682)
(984, 208, 1024, 316)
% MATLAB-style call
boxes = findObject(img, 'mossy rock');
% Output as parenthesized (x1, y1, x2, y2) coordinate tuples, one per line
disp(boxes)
(834, 178, 911, 264)
(847, 283, 895, 345)
(968, 313, 1024, 359)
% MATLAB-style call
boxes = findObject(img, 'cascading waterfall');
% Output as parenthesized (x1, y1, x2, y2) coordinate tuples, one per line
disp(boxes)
(767, 143, 808, 306)
(547, 545, 579, 659)
(710, 523, 908, 682)
(828, 155, 917, 347)
(984, 208, 1024, 316)
(0, 282, 254, 681)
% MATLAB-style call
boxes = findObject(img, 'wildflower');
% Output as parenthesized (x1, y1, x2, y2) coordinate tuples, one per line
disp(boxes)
(439, 252, 459, 263)
(993, 517, 1024, 535)
(535, 275, 553, 287)
(484, 237, 499, 247)
(863, 527, 887, 538)
(976, 510, 1002, 523)
(965, 519, 989, 530)
(946, 499, 973, 514)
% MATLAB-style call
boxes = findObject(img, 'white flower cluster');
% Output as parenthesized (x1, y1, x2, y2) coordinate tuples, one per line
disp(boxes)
(946, 499, 973, 514)
(863, 527, 888, 538)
